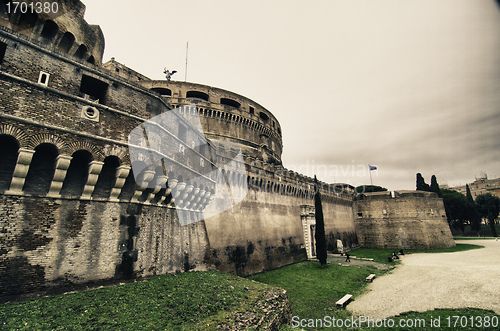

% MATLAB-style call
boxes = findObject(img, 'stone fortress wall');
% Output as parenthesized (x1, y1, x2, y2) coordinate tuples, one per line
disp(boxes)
(0, 0, 453, 299)
(354, 191, 455, 249)
(0, 0, 214, 297)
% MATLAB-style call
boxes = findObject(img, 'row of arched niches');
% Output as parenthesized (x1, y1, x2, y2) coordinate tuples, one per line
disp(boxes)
(0, 134, 217, 211)
(0, 0, 103, 64)
(0, 133, 354, 208)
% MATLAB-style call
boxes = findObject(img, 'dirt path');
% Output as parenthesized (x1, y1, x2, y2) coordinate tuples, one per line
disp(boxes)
(326, 255, 394, 270)
(347, 240, 500, 319)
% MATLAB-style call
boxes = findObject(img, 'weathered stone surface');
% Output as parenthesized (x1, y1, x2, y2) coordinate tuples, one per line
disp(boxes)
(353, 190, 455, 249)
(0, 0, 454, 301)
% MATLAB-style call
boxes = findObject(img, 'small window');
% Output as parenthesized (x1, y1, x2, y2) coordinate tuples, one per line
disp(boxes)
(186, 90, 209, 101)
(150, 87, 171, 97)
(79, 74, 108, 104)
(259, 112, 269, 122)
(249, 106, 254, 115)
(357, 212, 363, 218)
(38, 71, 49, 86)
(81, 106, 99, 122)
(220, 98, 240, 109)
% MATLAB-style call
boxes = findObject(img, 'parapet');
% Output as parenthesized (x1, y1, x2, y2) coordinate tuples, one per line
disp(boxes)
(0, 0, 105, 64)
(140, 80, 284, 165)
(356, 190, 439, 201)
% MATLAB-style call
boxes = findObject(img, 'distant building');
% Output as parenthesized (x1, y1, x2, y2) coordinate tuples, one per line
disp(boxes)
(448, 175, 500, 200)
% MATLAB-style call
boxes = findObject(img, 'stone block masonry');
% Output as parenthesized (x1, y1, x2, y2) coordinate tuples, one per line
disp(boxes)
(0, 195, 210, 298)
(354, 190, 455, 249)
(0, 0, 455, 301)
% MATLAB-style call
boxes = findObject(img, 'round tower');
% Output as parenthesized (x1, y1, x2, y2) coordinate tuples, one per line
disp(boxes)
(141, 80, 283, 166)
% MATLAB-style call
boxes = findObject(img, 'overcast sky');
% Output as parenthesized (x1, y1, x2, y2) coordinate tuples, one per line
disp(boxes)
(81, 0, 500, 191)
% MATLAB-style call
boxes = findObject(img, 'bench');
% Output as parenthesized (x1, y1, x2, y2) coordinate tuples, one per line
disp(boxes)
(366, 274, 376, 282)
(336, 294, 352, 307)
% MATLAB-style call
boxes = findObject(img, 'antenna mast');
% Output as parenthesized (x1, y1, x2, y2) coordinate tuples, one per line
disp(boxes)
(185, 42, 188, 82)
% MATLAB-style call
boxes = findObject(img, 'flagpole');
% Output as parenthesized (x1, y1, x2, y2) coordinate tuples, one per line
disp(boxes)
(369, 164, 373, 192)
(185, 42, 188, 82)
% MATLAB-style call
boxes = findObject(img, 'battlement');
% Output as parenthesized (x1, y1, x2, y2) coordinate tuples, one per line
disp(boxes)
(0, 0, 104, 64)
(357, 190, 439, 200)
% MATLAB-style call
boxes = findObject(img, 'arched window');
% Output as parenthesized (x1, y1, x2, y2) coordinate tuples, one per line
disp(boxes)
(75, 44, 87, 59)
(186, 91, 209, 101)
(17, 12, 38, 32)
(87, 55, 95, 64)
(220, 98, 240, 109)
(0, 135, 19, 192)
(91, 156, 120, 199)
(41, 20, 58, 42)
(23, 143, 59, 195)
(60, 150, 92, 198)
(57, 32, 75, 53)
(259, 112, 269, 122)
(150, 87, 171, 97)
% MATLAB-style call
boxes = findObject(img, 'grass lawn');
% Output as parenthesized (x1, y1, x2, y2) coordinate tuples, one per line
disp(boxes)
(249, 260, 499, 330)
(0, 271, 281, 331)
(250, 243, 497, 330)
(249, 261, 380, 322)
(0, 243, 495, 330)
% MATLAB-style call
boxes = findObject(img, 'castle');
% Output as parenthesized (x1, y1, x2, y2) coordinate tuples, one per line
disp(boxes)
(0, 0, 454, 299)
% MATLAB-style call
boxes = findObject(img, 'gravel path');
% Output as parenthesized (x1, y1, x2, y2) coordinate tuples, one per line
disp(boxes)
(326, 255, 394, 270)
(348, 240, 500, 319)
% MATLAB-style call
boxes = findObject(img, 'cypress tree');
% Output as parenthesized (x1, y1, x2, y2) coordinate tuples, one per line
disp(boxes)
(416, 173, 430, 192)
(466, 184, 481, 233)
(416, 173, 426, 191)
(314, 175, 327, 267)
(430, 175, 442, 198)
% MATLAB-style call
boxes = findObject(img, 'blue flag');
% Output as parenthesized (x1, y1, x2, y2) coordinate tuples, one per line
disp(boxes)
(369, 165, 377, 171)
